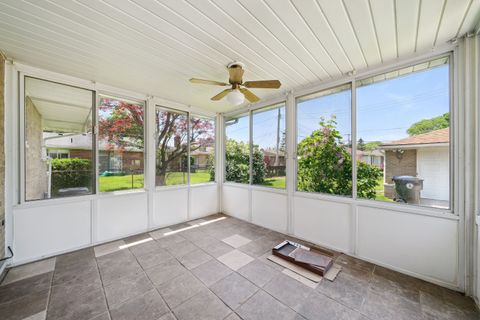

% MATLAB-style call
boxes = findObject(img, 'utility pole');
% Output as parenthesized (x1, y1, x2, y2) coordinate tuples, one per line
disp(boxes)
(275, 108, 281, 166)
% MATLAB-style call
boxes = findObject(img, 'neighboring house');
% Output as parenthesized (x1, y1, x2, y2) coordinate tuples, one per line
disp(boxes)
(46, 133, 214, 173)
(262, 148, 286, 167)
(379, 128, 449, 203)
(355, 149, 384, 169)
(45, 133, 144, 173)
(190, 146, 214, 170)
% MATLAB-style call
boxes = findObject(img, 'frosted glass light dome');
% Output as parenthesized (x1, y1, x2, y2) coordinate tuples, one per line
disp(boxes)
(227, 89, 244, 106)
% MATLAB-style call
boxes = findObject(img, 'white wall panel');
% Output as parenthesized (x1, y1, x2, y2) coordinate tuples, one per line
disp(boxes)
(13, 200, 91, 263)
(357, 206, 458, 285)
(153, 188, 188, 227)
(293, 196, 351, 252)
(252, 190, 287, 232)
(222, 185, 249, 221)
(96, 193, 148, 242)
(190, 185, 218, 219)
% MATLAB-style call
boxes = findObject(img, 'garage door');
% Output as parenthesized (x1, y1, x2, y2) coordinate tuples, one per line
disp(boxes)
(417, 147, 449, 201)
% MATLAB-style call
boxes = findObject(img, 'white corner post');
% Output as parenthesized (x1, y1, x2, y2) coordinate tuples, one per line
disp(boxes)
(146, 97, 156, 229)
(286, 91, 295, 235)
(216, 113, 224, 214)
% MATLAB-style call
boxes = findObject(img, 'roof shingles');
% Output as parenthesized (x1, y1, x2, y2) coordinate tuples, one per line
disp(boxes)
(381, 128, 449, 147)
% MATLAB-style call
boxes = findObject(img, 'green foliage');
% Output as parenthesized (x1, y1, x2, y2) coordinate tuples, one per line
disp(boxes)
(297, 117, 382, 199)
(364, 141, 382, 151)
(207, 154, 215, 182)
(357, 138, 365, 151)
(407, 113, 449, 136)
(51, 158, 92, 195)
(218, 139, 265, 184)
(357, 161, 383, 199)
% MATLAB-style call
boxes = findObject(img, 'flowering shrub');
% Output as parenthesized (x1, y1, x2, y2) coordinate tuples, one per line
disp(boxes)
(297, 117, 381, 198)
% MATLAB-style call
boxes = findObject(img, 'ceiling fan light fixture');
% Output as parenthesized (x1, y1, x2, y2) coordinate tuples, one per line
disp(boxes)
(226, 89, 244, 106)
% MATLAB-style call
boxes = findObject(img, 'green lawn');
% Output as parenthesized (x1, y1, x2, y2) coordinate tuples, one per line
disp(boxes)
(98, 170, 213, 192)
(374, 177, 393, 202)
(259, 176, 286, 189)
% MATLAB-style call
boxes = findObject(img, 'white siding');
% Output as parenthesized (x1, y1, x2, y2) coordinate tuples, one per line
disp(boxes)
(417, 147, 449, 201)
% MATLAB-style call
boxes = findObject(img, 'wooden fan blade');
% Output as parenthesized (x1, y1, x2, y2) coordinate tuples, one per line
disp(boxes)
(228, 66, 244, 84)
(243, 80, 281, 89)
(190, 78, 229, 86)
(240, 88, 260, 103)
(211, 89, 233, 101)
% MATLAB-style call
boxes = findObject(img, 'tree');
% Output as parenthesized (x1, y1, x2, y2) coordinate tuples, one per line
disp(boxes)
(364, 141, 382, 151)
(220, 139, 265, 184)
(99, 98, 214, 185)
(357, 138, 365, 151)
(297, 117, 382, 199)
(407, 112, 449, 136)
(99, 98, 144, 151)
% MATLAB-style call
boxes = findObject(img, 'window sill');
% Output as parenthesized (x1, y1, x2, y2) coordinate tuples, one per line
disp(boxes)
(97, 189, 147, 198)
(189, 182, 217, 188)
(15, 194, 95, 209)
(223, 182, 250, 189)
(155, 184, 188, 192)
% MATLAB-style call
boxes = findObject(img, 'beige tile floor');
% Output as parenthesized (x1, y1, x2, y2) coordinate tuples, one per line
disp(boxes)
(0, 213, 478, 320)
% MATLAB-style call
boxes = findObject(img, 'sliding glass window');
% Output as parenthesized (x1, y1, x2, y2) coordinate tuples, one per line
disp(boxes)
(356, 56, 451, 209)
(98, 96, 145, 192)
(296, 84, 352, 197)
(24, 77, 95, 201)
(252, 103, 286, 189)
(155, 107, 188, 186)
(190, 115, 215, 184)
(225, 113, 250, 184)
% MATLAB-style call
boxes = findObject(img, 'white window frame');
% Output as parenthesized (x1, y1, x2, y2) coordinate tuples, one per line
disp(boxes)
(354, 53, 453, 212)
(20, 75, 97, 202)
(295, 83, 353, 198)
(97, 93, 147, 194)
(154, 106, 217, 189)
(190, 113, 216, 186)
(224, 102, 287, 190)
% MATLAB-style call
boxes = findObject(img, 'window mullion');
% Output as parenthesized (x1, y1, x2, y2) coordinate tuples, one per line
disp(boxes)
(351, 79, 357, 200)
(249, 109, 253, 185)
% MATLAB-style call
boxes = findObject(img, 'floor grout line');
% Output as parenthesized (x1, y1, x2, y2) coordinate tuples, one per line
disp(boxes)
(3, 214, 478, 320)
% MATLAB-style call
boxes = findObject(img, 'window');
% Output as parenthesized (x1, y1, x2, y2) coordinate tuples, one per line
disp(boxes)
(24, 77, 95, 201)
(98, 95, 145, 192)
(155, 107, 188, 186)
(47, 149, 69, 159)
(225, 113, 250, 184)
(190, 115, 215, 184)
(296, 84, 352, 197)
(252, 104, 286, 189)
(356, 57, 450, 209)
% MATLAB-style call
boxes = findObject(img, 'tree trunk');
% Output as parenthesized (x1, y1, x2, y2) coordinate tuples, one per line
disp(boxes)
(156, 169, 167, 186)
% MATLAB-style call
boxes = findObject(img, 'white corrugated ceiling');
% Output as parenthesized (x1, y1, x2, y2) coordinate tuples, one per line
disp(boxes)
(1, 0, 479, 112)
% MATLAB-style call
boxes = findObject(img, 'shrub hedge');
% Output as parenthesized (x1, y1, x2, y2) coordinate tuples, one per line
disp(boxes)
(51, 158, 92, 195)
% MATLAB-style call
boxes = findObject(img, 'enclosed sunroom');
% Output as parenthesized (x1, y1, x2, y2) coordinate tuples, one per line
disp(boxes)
(0, 1, 480, 319)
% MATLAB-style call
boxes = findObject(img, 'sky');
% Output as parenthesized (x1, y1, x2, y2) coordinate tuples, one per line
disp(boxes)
(227, 63, 450, 149)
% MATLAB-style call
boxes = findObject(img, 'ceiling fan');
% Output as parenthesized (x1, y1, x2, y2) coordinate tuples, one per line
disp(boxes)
(189, 62, 281, 106)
